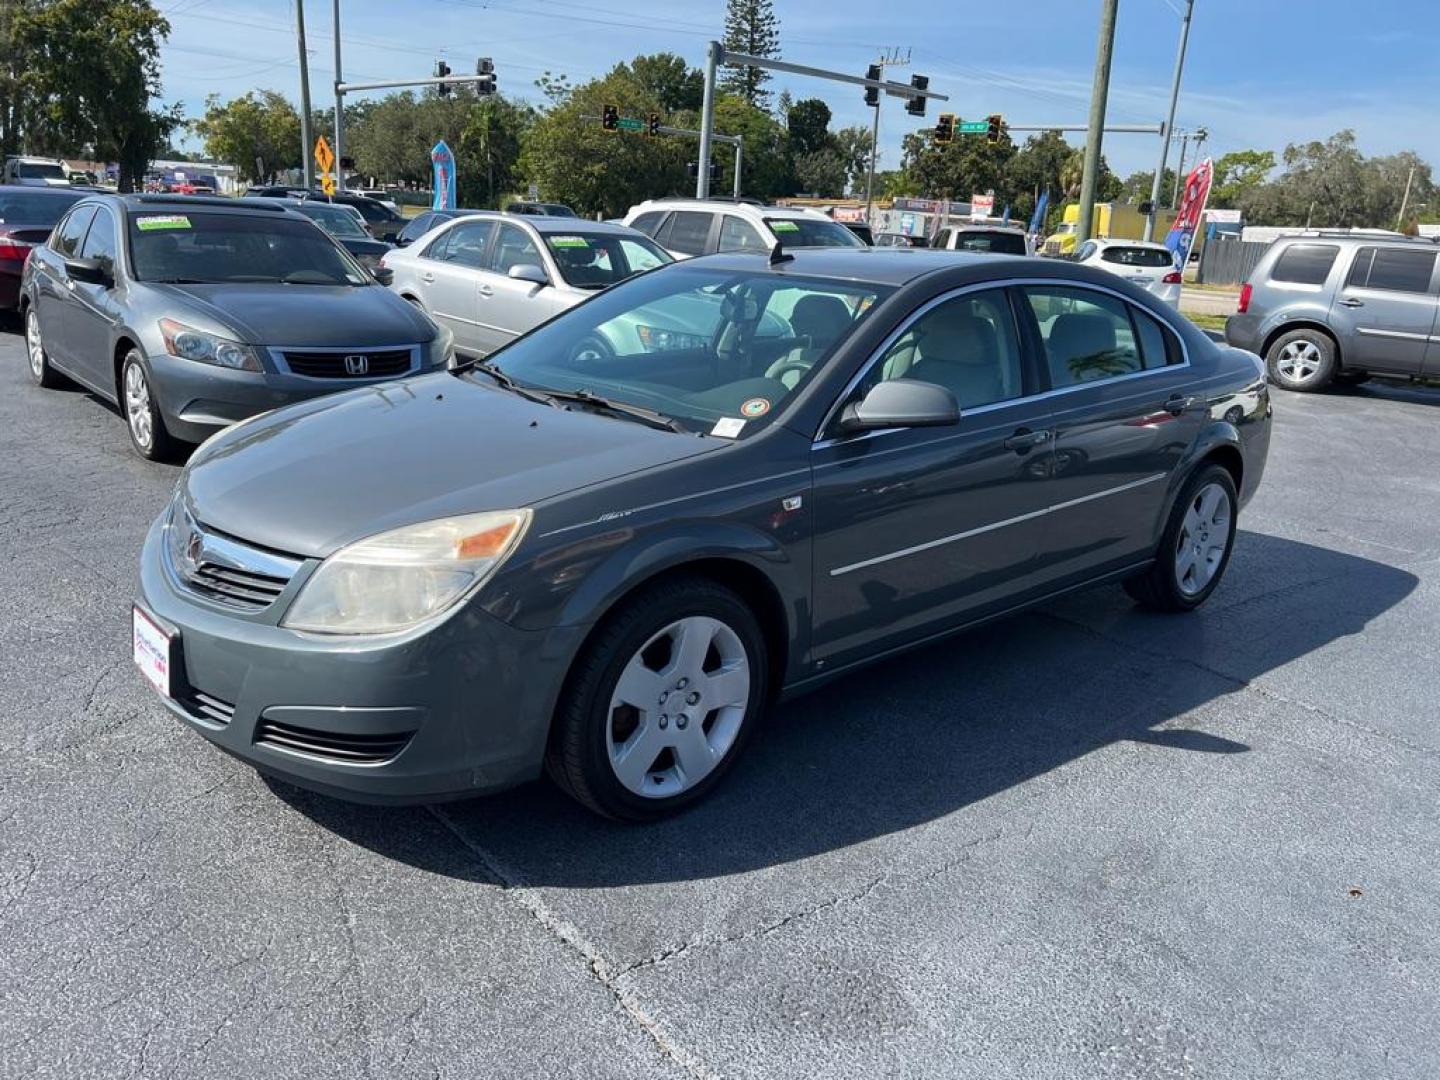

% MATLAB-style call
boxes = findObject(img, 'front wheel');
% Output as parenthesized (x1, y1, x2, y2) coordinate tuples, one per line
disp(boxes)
(121, 352, 180, 462)
(546, 577, 769, 821)
(1124, 464, 1238, 612)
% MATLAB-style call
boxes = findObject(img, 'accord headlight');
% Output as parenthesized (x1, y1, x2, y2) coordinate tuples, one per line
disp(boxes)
(425, 324, 457, 370)
(159, 318, 264, 372)
(635, 324, 707, 352)
(282, 509, 531, 634)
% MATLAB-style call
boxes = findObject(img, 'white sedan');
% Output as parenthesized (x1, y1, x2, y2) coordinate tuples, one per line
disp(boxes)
(1074, 239, 1182, 308)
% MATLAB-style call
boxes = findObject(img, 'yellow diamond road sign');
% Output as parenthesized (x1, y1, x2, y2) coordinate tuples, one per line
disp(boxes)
(314, 135, 334, 175)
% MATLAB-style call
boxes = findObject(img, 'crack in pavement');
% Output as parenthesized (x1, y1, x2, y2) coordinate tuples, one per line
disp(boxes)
(427, 806, 714, 1080)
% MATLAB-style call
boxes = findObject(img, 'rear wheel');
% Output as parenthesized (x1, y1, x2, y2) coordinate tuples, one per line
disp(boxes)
(1124, 464, 1238, 612)
(546, 577, 769, 821)
(1265, 329, 1336, 391)
(121, 352, 180, 462)
(25, 306, 65, 389)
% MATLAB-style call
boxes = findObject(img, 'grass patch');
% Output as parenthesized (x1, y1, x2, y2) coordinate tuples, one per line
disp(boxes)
(1185, 312, 1228, 333)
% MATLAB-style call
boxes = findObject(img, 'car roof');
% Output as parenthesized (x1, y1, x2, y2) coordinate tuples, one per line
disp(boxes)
(632, 199, 829, 221)
(103, 193, 293, 215)
(1092, 238, 1168, 249)
(688, 246, 1042, 286)
(436, 211, 643, 236)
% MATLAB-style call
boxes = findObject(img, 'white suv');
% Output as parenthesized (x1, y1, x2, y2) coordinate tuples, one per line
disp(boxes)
(623, 199, 865, 259)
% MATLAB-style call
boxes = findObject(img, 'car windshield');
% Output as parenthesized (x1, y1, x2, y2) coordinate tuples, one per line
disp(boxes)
(0, 190, 82, 226)
(1101, 246, 1174, 267)
(485, 264, 891, 433)
(16, 161, 67, 181)
(543, 232, 672, 289)
(953, 230, 1026, 255)
(127, 211, 369, 286)
(763, 216, 865, 248)
(299, 203, 368, 240)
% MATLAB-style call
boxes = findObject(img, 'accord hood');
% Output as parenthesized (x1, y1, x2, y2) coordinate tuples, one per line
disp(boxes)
(183, 372, 722, 557)
(148, 282, 432, 348)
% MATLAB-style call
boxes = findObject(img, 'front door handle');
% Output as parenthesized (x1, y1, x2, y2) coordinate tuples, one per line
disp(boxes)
(477, 283, 494, 298)
(1337, 297, 1364, 308)
(1003, 427, 1050, 453)
(420, 272, 435, 284)
(1164, 394, 1196, 415)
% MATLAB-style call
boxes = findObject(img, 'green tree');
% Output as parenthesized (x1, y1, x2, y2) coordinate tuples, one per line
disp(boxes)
(786, 97, 830, 159)
(705, 95, 789, 201)
(831, 124, 874, 195)
(793, 149, 846, 196)
(720, 0, 780, 107)
(1209, 149, 1273, 208)
(1007, 129, 1074, 221)
(900, 126, 1016, 202)
(17, 0, 178, 190)
(456, 95, 531, 207)
(629, 52, 703, 114)
(1118, 166, 1176, 205)
(193, 91, 301, 183)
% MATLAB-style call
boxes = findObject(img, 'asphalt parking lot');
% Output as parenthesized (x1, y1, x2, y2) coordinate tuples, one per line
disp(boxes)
(2, 319, 1438, 1079)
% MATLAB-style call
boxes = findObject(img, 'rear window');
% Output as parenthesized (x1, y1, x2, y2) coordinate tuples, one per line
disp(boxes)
(630, 211, 665, 237)
(1271, 244, 1338, 285)
(0, 189, 82, 227)
(1101, 246, 1173, 268)
(1346, 246, 1437, 294)
(764, 216, 865, 248)
(659, 211, 713, 256)
(952, 230, 1027, 255)
(14, 161, 67, 181)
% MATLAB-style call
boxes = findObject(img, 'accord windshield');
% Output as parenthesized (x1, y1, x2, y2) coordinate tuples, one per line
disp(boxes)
(126, 211, 368, 286)
(544, 233, 671, 289)
(482, 264, 891, 434)
(763, 217, 866, 248)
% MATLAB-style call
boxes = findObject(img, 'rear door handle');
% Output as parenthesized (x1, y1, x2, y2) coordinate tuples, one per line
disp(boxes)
(1337, 297, 1364, 308)
(1164, 394, 1196, 415)
(1003, 427, 1050, 453)
(420, 272, 435, 284)
(477, 284, 494, 298)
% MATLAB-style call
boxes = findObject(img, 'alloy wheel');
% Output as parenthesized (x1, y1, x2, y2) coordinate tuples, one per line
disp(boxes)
(124, 363, 154, 450)
(1174, 481, 1232, 596)
(606, 615, 750, 798)
(1275, 339, 1323, 384)
(25, 310, 44, 379)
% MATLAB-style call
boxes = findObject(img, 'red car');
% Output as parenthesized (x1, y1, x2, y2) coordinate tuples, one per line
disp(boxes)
(0, 186, 85, 309)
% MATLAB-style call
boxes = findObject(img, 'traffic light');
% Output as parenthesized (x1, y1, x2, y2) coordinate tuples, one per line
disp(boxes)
(935, 113, 955, 144)
(986, 113, 1004, 145)
(434, 59, 451, 97)
(686, 162, 722, 180)
(905, 74, 929, 117)
(601, 103, 619, 132)
(647, 112, 661, 137)
(475, 56, 496, 96)
(864, 63, 881, 107)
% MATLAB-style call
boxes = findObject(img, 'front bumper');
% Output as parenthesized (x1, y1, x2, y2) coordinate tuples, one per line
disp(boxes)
(145, 351, 442, 444)
(136, 511, 581, 803)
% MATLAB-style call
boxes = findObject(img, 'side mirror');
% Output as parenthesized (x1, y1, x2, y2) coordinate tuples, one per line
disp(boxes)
(508, 263, 548, 286)
(837, 379, 959, 434)
(394, 236, 411, 248)
(370, 265, 394, 287)
(65, 257, 111, 287)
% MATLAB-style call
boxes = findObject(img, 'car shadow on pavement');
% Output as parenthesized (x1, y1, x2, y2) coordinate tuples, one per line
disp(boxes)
(1327, 381, 1440, 407)
(275, 530, 1416, 886)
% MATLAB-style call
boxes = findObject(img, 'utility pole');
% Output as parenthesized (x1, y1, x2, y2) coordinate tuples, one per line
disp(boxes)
(1144, 0, 1193, 242)
(1395, 164, 1416, 230)
(1172, 131, 1190, 207)
(332, 0, 344, 191)
(696, 40, 720, 197)
(1075, 0, 1119, 246)
(864, 47, 909, 222)
(295, 0, 314, 188)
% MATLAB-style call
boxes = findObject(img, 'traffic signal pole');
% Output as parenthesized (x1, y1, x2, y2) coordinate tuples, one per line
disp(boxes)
(1144, 0, 1194, 242)
(332, 0, 344, 191)
(1075, 0, 1119, 246)
(697, 40, 720, 197)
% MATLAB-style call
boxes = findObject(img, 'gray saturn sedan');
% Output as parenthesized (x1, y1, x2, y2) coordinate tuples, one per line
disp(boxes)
(22, 193, 453, 460)
(134, 248, 1271, 820)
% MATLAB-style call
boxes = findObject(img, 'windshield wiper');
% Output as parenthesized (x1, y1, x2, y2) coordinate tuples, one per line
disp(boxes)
(463, 361, 563, 408)
(146, 277, 211, 284)
(542, 387, 689, 433)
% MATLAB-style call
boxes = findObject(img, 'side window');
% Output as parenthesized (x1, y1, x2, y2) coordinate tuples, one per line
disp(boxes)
(1023, 286, 1144, 387)
(1270, 243, 1338, 285)
(78, 206, 118, 275)
(1350, 246, 1437, 294)
(432, 220, 494, 268)
(1076, 241, 1098, 262)
(1132, 308, 1181, 368)
(660, 211, 713, 256)
(934, 228, 952, 250)
(630, 211, 665, 237)
(857, 289, 1023, 411)
(487, 223, 544, 275)
(52, 206, 96, 257)
(718, 215, 766, 253)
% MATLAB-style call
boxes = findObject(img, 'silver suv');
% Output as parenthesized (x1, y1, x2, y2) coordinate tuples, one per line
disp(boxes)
(1225, 233, 1440, 391)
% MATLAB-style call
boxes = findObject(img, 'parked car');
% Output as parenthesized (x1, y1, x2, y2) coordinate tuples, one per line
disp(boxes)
(384, 214, 671, 356)
(505, 201, 578, 217)
(1074, 239, 1182, 308)
(842, 222, 874, 245)
(286, 199, 391, 269)
(21, 194, 452, 460)
(133, 248, 1269, 819)
(933, 223, 1032, 256)
(623, 198, 866, 259)
(394, 208, 486, 248)
(0, 186, 86, 308)
(1226, 233, 1440, 391)
(874, 232, 930, 248)
(246, 185, 407, 242)
(2, 155, 71, 187)
(352, 187, 399, 211)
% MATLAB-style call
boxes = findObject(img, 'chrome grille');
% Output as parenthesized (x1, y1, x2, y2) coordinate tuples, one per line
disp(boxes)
(281, 347, 415, 379)
(166, 503, 303, 613)
(254, 719, 414, 765)
(179, 690, 236, 728)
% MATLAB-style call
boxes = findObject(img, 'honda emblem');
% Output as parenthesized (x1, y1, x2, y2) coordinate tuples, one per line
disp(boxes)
(343, 354, 369, 376)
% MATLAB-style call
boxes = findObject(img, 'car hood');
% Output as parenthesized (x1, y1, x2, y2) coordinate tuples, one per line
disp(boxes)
(183, 371, 722, 557)
(146, 282, 431, 347)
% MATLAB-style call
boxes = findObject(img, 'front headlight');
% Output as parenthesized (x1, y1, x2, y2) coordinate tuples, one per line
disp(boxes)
(159, 319, 264, 372)
(635, 324, 707, 352)
(282, 509, 531, 634)
(426, 325, 456, 370)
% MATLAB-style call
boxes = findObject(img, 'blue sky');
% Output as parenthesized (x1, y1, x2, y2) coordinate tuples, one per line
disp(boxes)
(163, 0, 1440, 179)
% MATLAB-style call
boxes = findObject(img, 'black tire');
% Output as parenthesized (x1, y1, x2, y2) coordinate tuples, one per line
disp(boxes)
(24, 305, 66, 389)
(1124, 464, 1239, 613)
(545, 576, 770, 822)
(1265, 328, 1337, 392)
(119, 351, 181, 462)
(568, 333, 613, 366)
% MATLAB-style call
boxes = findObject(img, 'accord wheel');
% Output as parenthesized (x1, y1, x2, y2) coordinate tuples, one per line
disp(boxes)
(121, 352, 179, 462)
(1265, 329, 1336, 391)
(1124, 464, 1238, 612)
(547, 577, 768, 821)
(25, 307, 65, 389)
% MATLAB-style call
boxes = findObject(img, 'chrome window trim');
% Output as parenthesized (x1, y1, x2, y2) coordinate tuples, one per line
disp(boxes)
(268, 343, 422, 379)
(1356, 327, 1435, 343)
(813, 277, 1192, 447)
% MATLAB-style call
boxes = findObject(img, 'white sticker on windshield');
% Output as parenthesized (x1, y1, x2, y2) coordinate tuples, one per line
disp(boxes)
(711, 417, 746, 438)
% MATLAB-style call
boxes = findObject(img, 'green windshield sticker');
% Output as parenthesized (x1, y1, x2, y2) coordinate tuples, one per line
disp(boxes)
(137, 215, 191, 231)
(550, 236, 590, 248)
(771, 220, 800, 233)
